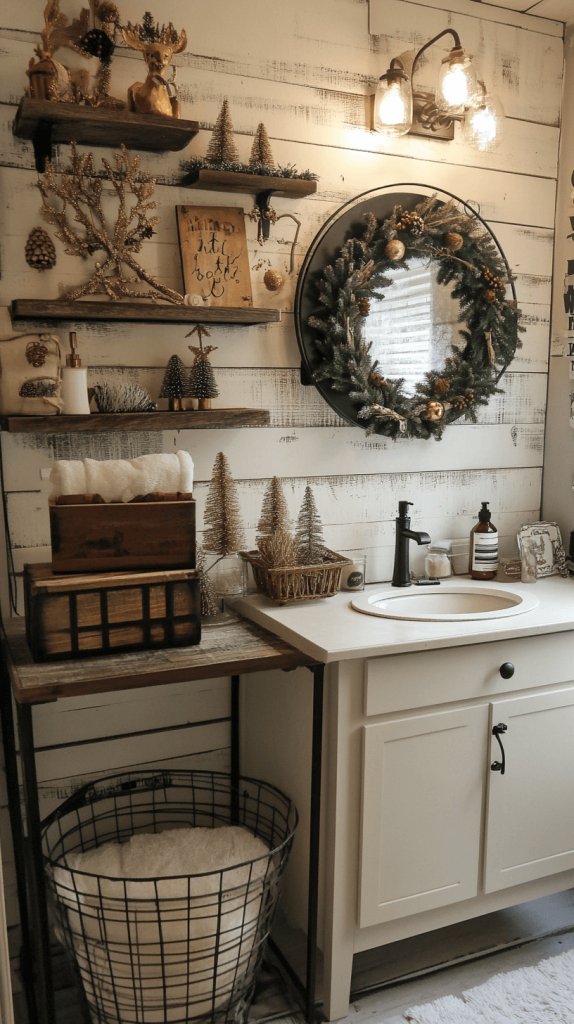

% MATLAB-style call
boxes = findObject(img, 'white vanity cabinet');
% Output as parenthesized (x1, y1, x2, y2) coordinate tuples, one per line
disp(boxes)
(240, 623, 574, 1022)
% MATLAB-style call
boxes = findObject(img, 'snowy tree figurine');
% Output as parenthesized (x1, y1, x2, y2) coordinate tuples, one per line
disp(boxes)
(295, 484, 326, 565)
(187, 324, 219, 409)
(159, 354, 192, 411)
(205, 99, 240, 165)
(249, 123, 275, 168)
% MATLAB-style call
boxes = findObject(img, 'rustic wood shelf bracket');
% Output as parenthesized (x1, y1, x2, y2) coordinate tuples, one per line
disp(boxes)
(33, 119, 53, 173)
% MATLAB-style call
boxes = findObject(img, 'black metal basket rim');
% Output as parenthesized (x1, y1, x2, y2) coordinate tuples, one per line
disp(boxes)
(42, 769, 298, 881)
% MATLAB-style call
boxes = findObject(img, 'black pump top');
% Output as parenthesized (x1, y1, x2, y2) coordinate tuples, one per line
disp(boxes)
(398, 501, 413, 518)
(478, 501, 491, 523)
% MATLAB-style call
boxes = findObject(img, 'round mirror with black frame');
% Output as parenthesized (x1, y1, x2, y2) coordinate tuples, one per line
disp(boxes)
(295, 184, 523, 440)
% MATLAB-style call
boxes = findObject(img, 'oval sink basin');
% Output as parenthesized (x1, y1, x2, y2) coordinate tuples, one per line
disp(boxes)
(351, 583, 540, 622)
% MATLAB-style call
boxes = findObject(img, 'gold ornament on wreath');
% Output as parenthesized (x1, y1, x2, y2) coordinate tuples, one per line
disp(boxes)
(263, 269, 284, 291)
(384, 239, 405, 261)
(25, 227, 56, 271)
(304, 191, 524, 441)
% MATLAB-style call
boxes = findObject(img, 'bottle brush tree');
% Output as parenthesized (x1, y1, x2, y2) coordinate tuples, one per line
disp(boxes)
(159, 354, 192, 410)
(205, 99, 240, 164)
(187, 324, 219, 407)
(256, 476, 291, 540)
(203, 451, 245, 554)
(295, 484, 326, 564)
(249, 123, 275, 167)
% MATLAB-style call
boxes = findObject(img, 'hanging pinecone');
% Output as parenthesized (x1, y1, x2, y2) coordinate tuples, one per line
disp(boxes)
(369, 372, 385, 389)
(443, 232, 463, 252)
(396, 212, 424, 235)
(358, 297, 370, 316)
(25, 227, 56, 271)
(433, 378, 450, 396)
(384, 239, 405, 261)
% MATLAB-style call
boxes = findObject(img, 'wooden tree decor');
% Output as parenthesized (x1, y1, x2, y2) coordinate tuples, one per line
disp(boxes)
(203, 452, 245, 554)
(37, 143, 183, 304)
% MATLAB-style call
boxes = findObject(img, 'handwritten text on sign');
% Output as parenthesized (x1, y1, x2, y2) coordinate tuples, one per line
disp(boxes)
(176, 206, 253, 307)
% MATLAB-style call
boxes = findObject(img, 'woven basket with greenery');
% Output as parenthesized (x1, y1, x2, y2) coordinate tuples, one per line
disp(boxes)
(241, 548, 352, 604)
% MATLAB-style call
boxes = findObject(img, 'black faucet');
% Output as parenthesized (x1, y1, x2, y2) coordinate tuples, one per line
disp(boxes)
(392, 501, 431, 588)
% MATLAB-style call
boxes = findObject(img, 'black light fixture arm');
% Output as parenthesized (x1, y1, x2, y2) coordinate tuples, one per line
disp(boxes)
(411, 28, 462, 84)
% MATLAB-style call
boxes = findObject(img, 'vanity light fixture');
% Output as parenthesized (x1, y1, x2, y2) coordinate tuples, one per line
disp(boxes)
(372, 28, 504, 150)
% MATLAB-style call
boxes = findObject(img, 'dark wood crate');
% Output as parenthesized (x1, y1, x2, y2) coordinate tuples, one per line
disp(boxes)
(49, 498, 195, 573)
(24, 564, 201, 662)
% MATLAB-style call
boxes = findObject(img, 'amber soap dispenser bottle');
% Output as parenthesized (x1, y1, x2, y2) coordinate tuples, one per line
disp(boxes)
(469, 502, 498, 580)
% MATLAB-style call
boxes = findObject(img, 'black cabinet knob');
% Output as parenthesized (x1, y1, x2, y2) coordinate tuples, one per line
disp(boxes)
(500, 662, 515, 679)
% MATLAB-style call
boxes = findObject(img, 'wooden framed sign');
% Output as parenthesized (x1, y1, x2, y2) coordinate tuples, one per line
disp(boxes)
(176, 205, 253, 307)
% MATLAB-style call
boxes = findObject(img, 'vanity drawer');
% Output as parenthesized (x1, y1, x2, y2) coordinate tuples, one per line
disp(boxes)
(364, 631, 574, 716)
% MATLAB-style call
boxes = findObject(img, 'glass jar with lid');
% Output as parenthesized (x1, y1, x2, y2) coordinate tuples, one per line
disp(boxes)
(425, 543, 453, 579)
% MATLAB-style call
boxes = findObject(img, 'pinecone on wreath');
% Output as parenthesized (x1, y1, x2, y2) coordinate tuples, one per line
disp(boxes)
(25, 227, 56, 271)
(397, 212, 424, 236)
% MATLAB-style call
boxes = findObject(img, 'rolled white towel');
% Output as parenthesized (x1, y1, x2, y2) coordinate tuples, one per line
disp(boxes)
(49, 460, 87, 497)
(50, 451, 194, 502)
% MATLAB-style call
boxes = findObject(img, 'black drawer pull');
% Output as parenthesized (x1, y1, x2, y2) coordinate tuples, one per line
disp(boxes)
(491, 722, 508, 775)
(500, 663, 514, 679)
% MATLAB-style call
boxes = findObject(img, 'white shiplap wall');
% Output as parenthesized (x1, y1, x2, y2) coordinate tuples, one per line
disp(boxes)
(0, 0, 563, 937)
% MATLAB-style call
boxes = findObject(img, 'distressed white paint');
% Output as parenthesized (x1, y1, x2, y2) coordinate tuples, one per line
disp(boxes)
(0, 0, 563, 952)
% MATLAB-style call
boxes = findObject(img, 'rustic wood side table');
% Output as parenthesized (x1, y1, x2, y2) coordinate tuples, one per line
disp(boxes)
(0, 616, 324, 1024)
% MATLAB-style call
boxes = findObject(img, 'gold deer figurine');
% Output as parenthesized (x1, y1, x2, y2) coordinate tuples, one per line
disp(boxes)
(121, 16, 186, 118)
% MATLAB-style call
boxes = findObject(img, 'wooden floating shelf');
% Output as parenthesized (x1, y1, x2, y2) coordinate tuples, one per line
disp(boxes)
(11, 300, 281, 326)
(183, 168, 318, 199)
(13, 98, 200, 171)
(0, 410, 271, 433)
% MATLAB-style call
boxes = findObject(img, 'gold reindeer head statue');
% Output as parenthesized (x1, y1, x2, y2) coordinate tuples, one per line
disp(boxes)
(121, 18, 187, 77)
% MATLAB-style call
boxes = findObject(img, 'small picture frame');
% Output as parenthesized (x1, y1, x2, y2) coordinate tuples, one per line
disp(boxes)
(517, 521, 564, 578)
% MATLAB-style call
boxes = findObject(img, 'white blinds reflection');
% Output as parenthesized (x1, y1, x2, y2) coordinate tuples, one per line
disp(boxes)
(367, 266, 433, 395)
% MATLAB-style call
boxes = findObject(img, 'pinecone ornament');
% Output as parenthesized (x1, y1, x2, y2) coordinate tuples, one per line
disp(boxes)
(385, 239, 405, 261)
(484, 289, 498, 304)
(358, 297, 370, 316)
(482, 264, 503, 296)
(397, 212, 424, 235)
(433, 378, 450, 396)
(369, 372, 385, 389)
(25, 227, 56, 271)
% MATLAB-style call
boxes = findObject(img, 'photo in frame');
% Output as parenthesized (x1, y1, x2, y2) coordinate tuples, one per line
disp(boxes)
(517, 522, 565, 577)
(176, 205, 253, 307)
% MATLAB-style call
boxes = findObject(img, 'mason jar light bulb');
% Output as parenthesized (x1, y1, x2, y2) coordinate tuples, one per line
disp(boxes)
(462, 91, 504, 151)
(436, 49, 479, 113)
(373, 61, 412, 137)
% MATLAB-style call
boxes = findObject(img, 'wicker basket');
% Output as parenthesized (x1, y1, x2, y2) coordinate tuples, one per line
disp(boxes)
(241, 547, 352, 604)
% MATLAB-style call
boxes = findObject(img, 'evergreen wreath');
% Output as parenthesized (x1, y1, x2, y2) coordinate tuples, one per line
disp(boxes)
(308, 195, 524, 441)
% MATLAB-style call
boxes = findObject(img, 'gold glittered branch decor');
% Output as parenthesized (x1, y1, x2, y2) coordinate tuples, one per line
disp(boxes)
(37, 142, 184, 304)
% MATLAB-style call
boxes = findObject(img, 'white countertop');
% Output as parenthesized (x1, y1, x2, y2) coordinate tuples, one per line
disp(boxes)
(231, 575, 574, 663)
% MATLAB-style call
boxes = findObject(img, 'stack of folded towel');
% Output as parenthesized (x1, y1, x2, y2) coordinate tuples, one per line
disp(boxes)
(50, 451, 194, 503)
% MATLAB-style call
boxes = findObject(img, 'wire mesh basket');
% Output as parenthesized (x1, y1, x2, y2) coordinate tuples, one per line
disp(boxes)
(41, 770, 298, 1024)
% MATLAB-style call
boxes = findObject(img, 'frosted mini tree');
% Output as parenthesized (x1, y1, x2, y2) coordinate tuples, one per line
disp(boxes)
(203, 452, 245, 554)
(187, 324, 219, 409)
(256, 476, 291, 540)
(38, 144, 183, 304)
(249, 123, 275, 167)
(205, 99, 240, 164)
(159, 355, 192, 410)
(295, 485, 325, 564)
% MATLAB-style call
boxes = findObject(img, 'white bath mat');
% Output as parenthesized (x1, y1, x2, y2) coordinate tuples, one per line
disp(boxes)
(404, 947, 574, 1023)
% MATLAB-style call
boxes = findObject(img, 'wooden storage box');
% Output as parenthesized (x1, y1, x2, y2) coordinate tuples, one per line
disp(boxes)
(49, 496, 196, 573)
(24, 563, 201, 662)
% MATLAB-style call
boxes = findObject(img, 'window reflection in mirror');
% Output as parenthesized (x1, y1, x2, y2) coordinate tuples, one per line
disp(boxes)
(363, 257, 461, 396)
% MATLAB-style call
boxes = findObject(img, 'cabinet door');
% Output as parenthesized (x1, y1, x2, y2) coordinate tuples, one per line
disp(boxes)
(484, 686, 574, 894)
(359, 705, 489, 928)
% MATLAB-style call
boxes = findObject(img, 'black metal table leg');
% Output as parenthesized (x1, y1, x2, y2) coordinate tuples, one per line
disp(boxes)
(0, 661, 38, 1024)
(231, 674, 240, 823)
(16, 701, 56, 1024)
(305, 663, 324, 1023)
